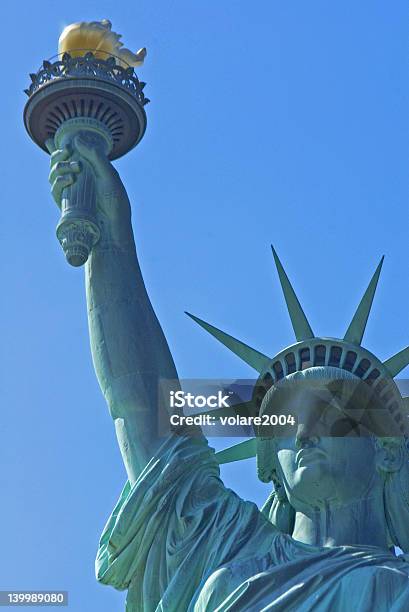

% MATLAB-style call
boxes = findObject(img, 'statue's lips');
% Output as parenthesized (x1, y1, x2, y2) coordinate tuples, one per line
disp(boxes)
(296, 447, 327, 467)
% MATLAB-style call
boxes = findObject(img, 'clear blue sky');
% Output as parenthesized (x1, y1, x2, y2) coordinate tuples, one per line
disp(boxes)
(1, 1, 409, 610)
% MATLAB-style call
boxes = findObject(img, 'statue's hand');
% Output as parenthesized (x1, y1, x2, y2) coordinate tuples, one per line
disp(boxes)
(48, 137, 133, 246)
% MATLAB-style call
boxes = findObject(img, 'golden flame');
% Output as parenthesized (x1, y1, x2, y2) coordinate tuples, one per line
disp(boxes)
(58, 19, 146, 68)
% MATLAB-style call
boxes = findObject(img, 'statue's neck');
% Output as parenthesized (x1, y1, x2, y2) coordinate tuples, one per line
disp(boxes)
(291, 495, 390, 549)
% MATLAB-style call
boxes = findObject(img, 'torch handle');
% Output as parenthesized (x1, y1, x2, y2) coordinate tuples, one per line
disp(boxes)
(46, 122, 113, 267)
(55, 148, 101, 267)
(61, 151, 97, 219)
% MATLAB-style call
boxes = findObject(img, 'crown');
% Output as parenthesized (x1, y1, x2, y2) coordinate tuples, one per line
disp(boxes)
(186, 247, 409, 464)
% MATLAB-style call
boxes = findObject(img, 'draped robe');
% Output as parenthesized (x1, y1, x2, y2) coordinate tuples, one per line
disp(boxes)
(96, 435, 409, 611)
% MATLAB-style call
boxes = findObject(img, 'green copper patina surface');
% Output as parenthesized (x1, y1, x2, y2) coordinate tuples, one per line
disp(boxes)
(45, 136, 409, 611)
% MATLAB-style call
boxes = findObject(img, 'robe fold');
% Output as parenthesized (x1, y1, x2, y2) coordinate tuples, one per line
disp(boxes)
(96, 435, 409, 611)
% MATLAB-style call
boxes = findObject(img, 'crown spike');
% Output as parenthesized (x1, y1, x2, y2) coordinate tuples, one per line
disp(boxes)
(271, 246, 314, 341)
(185, 312, 270, 373)
(383, 346, 409, 377)
(344, 257, 384, 345)
(215, 438, 257, 464)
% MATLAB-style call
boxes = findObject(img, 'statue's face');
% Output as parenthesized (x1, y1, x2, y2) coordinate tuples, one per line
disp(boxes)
(272, 386, 381, 509)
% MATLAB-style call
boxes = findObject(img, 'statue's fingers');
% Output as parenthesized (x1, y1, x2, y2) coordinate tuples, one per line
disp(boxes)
(49, 160, 81, 186)
(50, 146, 72, 167)
(51, 174, 75, 207)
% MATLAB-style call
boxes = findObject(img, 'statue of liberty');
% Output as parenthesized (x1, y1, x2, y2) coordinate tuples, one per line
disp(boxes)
(48, 135, 409, 611)
(35, 19, 409, 612)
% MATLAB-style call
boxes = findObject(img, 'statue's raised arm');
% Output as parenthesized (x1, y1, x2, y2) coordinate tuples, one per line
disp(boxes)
(49, 137, 178, 484)
(48, 137, 277, 611)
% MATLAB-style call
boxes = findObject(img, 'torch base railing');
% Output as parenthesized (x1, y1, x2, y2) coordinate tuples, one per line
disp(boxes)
(24, 53, 148, 161)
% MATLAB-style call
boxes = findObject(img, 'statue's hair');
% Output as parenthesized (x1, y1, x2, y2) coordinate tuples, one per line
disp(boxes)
(258, 366, 409, 553)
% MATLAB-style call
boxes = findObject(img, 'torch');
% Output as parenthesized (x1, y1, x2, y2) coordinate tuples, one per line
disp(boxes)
(23, 19, 148, 266)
